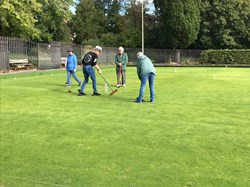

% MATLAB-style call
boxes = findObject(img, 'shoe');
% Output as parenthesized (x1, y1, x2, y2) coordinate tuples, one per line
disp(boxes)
(78, 89, 86, 95)
(134, 97, 142, 103)
(65, 84, 71, 87)
(150, 100, 154, 103)
(78, 92, 86, 96)
(78, 81, 82, 86)
(117, 84, 121, 88)
(92, 92, 101, 96)
(122, 84, 126, 87)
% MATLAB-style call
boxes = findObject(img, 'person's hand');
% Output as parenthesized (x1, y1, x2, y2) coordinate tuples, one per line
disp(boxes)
(73, 69, 76, 72)
(119, 63, 122, 66)
(98, 69, 102, 74)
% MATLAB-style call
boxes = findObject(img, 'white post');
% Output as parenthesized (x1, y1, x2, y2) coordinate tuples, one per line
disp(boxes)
(142, 0, 144, 54)
(105, 83, 108, 93)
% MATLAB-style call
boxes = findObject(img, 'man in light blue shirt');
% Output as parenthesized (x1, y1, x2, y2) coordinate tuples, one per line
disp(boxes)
(135, 52, 156, 103)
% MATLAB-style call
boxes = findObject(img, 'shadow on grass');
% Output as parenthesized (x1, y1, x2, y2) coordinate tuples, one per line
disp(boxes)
(46, 82, 139, 103)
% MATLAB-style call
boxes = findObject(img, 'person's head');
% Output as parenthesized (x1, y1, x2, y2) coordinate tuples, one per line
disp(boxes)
(118, 47, 124, 54)
(94, 46, 102, 55)
(137, 52, 143, 58)
(67, 48, 74, 55)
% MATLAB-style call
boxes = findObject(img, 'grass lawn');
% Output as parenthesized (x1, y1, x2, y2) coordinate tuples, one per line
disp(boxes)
(0, 67, 249, 187)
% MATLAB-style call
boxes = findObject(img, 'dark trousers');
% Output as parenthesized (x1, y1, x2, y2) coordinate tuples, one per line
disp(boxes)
(116, 70, 126, 85)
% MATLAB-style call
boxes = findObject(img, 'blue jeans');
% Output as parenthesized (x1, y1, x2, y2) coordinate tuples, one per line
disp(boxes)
(66, 70, 81, 86)
(138, 73, 155, 101)
(80, 65, 98, 93)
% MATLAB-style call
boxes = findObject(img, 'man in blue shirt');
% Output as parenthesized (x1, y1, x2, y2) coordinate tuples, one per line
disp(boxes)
(65, 48, 81, 87)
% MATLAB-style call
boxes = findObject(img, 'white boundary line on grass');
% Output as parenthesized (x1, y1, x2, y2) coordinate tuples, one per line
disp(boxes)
(0, 174, 69, 187)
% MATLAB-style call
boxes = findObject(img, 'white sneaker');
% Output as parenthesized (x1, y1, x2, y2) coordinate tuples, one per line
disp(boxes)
(117, 84, 120, 88)
(122, 84, 126, 87)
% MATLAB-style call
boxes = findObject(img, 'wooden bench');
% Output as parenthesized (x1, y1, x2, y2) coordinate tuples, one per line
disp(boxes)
(9, 59, 33, 70)
(61, 57, 67, 67)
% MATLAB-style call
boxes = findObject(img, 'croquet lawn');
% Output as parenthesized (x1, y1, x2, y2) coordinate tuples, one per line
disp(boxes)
(0, 67, 249, 187)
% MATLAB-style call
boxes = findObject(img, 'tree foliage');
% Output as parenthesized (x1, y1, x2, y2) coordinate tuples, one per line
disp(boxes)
(71, 0, 106, 45)
(1, 0, 249, 49)
(195, 0, 250, 49)
(0, 0, 73, 42)
(35, 0, 74, 42)
(154, 0, 201, 49)
(119, 2, 142, 48)
(71, 0, 147, 47)
(0, 0, 42, 39)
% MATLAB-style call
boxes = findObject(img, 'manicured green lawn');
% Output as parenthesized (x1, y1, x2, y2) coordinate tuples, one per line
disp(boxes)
(0, 67, 249, 187)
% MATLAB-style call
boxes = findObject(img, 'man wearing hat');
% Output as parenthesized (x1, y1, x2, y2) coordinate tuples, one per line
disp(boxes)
(65, 48, 81, 87)
(78, 46, 102, 96)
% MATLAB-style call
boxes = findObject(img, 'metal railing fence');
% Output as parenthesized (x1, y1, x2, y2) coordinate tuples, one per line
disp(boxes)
(0, 36, 203, 71)
(0, 39, 9, 71)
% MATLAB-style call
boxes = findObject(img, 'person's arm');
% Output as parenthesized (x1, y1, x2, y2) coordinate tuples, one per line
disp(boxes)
(114, 55, 121, 66)
(95, 64, 102, 74)
(123, 53, 128, 65)
(65, 56, 68, 69)
(73, 55, 77, 72)
(136, 61, 141, 79)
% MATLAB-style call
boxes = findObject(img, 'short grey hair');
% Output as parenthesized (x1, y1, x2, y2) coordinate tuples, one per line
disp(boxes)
(118, 47, 124, 52)
(137, 52, 143, 57)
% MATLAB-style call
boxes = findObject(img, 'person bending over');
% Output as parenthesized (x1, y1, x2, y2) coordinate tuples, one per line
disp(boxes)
(135, 52, 156, 103)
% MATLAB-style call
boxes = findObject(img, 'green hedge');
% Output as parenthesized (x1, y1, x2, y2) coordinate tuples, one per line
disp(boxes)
(200, 49, 250, 65)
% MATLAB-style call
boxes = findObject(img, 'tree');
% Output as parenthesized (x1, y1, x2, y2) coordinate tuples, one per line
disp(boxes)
(72, 0, 106, 45)
(35, 0, 74, 42)
(103, 0, 122, 34)
(194, 0, 250, 49)
(96, 0, 124, 46)
(119, 2, 142, 48)
(0, 0, 74, 42)
(0, 0, 42, 39)
(154, 0, 201, 49)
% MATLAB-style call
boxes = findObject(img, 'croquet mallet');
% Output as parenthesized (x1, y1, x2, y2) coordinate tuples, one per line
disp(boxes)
(99, 73, 118, 95)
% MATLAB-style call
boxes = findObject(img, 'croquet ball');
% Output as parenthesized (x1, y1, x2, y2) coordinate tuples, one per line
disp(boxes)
(68, 90, 72, 93)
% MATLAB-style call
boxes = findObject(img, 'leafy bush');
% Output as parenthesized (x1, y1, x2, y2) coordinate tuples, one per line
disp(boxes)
(200, 49, 250, 64)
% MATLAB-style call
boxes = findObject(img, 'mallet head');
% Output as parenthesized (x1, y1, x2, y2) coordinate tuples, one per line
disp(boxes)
(110, 89, 118, 95)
